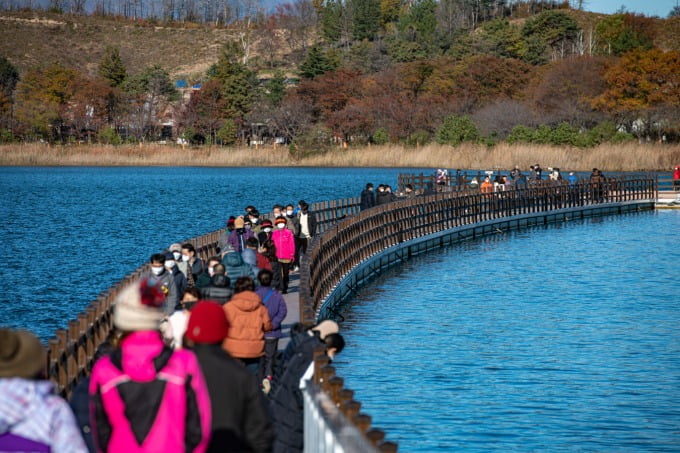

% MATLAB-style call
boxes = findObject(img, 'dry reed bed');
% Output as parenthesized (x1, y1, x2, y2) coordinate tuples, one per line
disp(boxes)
(1, 143, 679, 171)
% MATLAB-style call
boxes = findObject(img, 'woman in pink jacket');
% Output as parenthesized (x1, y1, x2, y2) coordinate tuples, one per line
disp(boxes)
(89, 277, 212, 453)
(271, 216, 295, 294)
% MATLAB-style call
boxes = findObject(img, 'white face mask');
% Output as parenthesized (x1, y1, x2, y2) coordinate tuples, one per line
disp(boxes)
(286, 210, 294, 216)
(181, 254, 190, 262)
(172, 252, 181, 260)
(208, 267, 214, 276)
(264, 227, 272, 233)
(165, 260, 176, 269)
(151, 266, 164, 275)
(277, 223, 285, 229)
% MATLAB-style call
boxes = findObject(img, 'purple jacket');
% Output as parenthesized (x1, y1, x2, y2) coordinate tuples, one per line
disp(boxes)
(89, 331, 211, 453)
(255, 286, 288, 339)
(227, 229, 255, 253)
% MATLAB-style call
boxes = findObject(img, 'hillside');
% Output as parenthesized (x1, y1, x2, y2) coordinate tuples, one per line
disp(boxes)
(0, 11, 245, 78)
(2, 8, 678, 81)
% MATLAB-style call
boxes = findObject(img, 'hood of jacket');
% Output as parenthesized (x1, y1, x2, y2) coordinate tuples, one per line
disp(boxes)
(0, 378, 54, 433)
(224, 251, 245, 267)
(115, 331, 166, 381)
(228, 291, 262, 312)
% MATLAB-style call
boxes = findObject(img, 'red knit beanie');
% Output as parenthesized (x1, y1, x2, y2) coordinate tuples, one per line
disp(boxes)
(186, 301, 229, 344)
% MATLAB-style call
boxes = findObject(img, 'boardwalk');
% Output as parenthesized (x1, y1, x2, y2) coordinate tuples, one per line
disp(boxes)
(279, 273, 300, 350)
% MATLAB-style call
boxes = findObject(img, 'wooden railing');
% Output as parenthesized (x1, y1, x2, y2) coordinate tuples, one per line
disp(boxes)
(299, 176, 657, 323)
(45, 174, 655, 452)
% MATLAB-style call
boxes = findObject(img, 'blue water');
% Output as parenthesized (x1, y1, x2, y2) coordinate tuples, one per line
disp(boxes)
(0, 166, 417, 340)
(334, 210, 680, 451)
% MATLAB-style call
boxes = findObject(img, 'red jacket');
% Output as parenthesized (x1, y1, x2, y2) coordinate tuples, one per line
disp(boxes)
(272, 228, 295, 261)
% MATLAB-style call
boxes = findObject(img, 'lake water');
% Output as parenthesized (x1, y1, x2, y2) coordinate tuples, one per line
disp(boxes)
(0, 166, 416, 340)
(334, 210, 680, 451)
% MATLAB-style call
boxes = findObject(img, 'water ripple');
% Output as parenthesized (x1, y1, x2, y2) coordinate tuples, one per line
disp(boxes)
(337, 211, 680, 452)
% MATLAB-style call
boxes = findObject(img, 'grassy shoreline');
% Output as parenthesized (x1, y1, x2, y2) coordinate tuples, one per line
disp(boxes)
(1, 142, 679, 172)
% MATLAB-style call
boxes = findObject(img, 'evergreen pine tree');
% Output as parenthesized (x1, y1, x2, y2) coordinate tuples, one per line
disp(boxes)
(98, 46, 127, 87)
(351, 0, 381, 41)
(299, 45, 337, 79)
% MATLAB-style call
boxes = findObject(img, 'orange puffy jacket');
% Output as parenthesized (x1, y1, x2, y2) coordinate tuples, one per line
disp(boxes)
(223, 291, 273, 359)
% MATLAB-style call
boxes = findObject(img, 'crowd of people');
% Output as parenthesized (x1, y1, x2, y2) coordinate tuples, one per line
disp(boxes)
(0, 201, 346, 453)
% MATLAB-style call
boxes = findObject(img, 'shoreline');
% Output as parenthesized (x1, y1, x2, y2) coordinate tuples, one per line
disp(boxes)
(1, 142, 679, 172)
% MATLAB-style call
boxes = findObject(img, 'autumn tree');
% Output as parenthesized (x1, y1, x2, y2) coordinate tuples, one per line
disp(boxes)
(178, 79, 227, 144)
(593, 48, 680, 138)
(527, 56, 608, 127)
(63, 75, 112, 142)
(14, 63, 78, 141)
(123, 65, 177, 140)
(0, 56, 19, 131)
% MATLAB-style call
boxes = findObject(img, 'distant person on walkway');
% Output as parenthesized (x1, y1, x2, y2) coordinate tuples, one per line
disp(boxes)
(165, 252, 188, 297)
(247, 209, 263, 235)
(196, 256, 222, 289)
(481, 177, 493, 197)
(400, 184, 415, 199)
(271, 217, 295, 294)
(269, 331, 345, 453)
(89, 277, 211, 453)
(568, 172, 578, 186)
(228, 217, 256, 254)
(181, 243, 204, 286)
(261, 239, 281, 291)
(295, 201, 317, 270)
(534, 163, 543, 180)
(164, 287, 201, 349)
(217, 216, 237, 255)
(673, 165, 680, 190)
(242, 237, 261, 276)
(223, 276, 273, 380)
(360, 183, 375, 211)
(200, 264, 233, 304)
(185, 301, 273, 453)
(284, 205, 299, 235)
(258, 219, 274, 245)
(143, 253, 179, 315)
(0, 328, 88, 453)
(255, 269, 288, 384)
(222, 250, 256, 288)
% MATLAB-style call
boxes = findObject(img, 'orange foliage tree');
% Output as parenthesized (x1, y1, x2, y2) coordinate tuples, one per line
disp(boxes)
(593, 48, 680, 137)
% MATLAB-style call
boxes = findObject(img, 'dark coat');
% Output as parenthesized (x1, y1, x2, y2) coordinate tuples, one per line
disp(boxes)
(295, 211, 317, 238)
(200, 274, 233, 304)
(269, 334, 323, 453)
(170, 266, 188, 297)
(191, 344, 273, 453)
(359, 188, 375, 211)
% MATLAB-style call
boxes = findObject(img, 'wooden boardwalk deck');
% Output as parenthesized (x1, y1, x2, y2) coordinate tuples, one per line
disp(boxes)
(279, 273, 301, 351)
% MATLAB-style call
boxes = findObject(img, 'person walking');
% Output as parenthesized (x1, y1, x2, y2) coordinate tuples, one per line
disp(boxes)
(222, 277, 273, 380)
(359, 183, 375, 211)
(185, 301, 273, 453)
(0, 328, 88, 453)
(89, 277, 212, 453)
(255, 270, 288, 384)
(271, 217, 295, 294)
